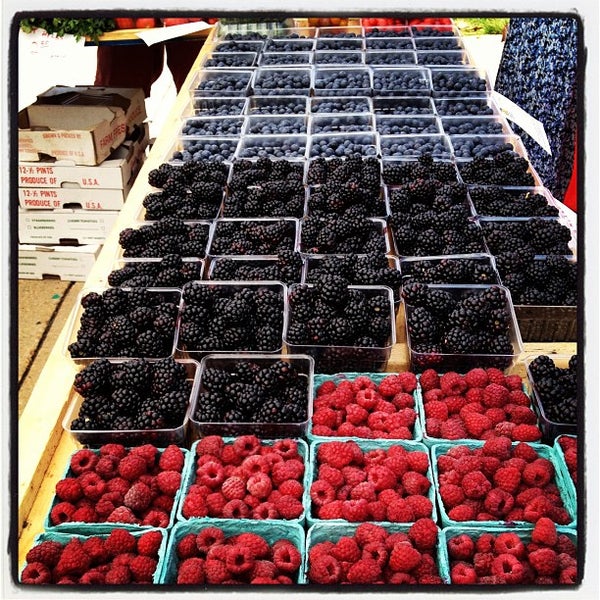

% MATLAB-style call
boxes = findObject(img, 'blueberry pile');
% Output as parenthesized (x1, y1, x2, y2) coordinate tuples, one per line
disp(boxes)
(245, 115, 307, 135)
(310, 133, 377, 158)
(68, 288, 180, 359)
(143, 161, 228, 221)
(414, 37, 461, 50)
(181, 116, 243, 137)
(193, 97, 246, 116)
(259, 52, 311, 65)
(248, 96, 307, 115)
(365, 37, 414, 51)
(254, 69, 312, 94)
(441, 118, 504, 135)
(264, 39, 314, 52)
(238, 136, 307, 158)
(365, 51, 416, 65)
(300, 209, 387, 254)
(174, 138, 239, 162)
(403, 282, 515, 370)
(431, 69, 488, 95)
(194, 358, 309, 425)
(372, 68, 431, 95)
(108, 255, 204, 288)
(528, 354, 577, 425)
(204, 53, 256, 68)
(468, 185, 559, 217)
(311, 114, 373, 134)
(316, 38, 363, 51)
(178, 282, 284, 352)
(376, 116, 439, 135)
(434, 98, 495, 116)
(314, 51, 363, 65)
(412, 27, 456, 38)
(214, 40, 264, 53)
(380, 135, 451, 159)
(223, 32, 266, 41)
(119, 218, 210, 259)
(312, 97, 371, 113)
(417, 51, 465, 66)
(382, 153, 458, 184)
(314, 69, 371, 94)
(373, 97, 433, 115)
(195, 71, 253, 95)
(210, 250, 303, 284)
(458, 151, 536, 185)
(401, 256, 499, 285)
(69, 357, 192, 434)
(451, 136, 519, 159)
(209, 219, 297, 255)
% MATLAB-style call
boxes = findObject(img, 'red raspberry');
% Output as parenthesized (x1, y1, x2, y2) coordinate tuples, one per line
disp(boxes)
(464, 387, 485, 404)
(512, 423, 542, 442)
(482, 383, 510, 408)
(392, 392, 415, 409)
(493, 466, 521, 494)
(460, 471, 491, 499)
(129, 555, 157, 583)
(377, 374, 404, 397)
(481, 435, 512, 460)
(308, 554, 342, 584)
(99, 443, 127, 458)
(454, 455, 482, 475)
(272, 459, 304, 487)
(313, 406, 341, 428)
(231, 435, 260, 458)
(375, 398, 396, 414)
(559, 565, 578, 584)
(221, 499, 250, 519)
(130, 444, 158, 468)
(346, 558, 382, 584)
(495, 421, 516, 437)
(204, 558, 228, 584)
(194, 526, 225, 554)
(156, 470, 181, 496)
(104, 565, 132, 584)
(448, 504, 475, 522)
(49, 501, 76, 525)
(310, 479, 336, 507)
(504, 374, 524, 390)
(317, 464, 344, 488)
(330, 382, 355, 409)
(486, 367, 506, 386)
(405, 494, 433, 519)
(463, 412, 492, 438)
(182, 493, 208, 519)
(491, 553, 525, 583)
(367, 500, 387, 521)
(522, 458, 554, 487)
(95, 454, 120, 481)
(408, 518, 438, 551)
(123, 481, 152, 512)
(272, 541, 302, 573)
(389, 543, 422, 573)
(439, 483, 465, 508)
(352, 375, 377, 392)
(69, 449, 98, 475)
(225, 544, 255, 575)
(77, 471, 106, 501)
(424, 400, 448, 421)
(355, 388, 380, 410)
(104, 528, 137, 556)
(529, 548, 559, 576)
(221, 445, 242, 466)
(464, 367, 489, 388)
(71, 503, 97, 523)
(221, 476, 247, 500)
(195, 435, 224, 458)
(485, 407, 507, 425)
(386, 498, 415, 522)
(317, 380, 337, 396)
(504, 404, 536, 425)
(450, 562, 478, 584)
(349, 481, 376, 502)
(25, 540, 63, 569)
(440, 417, 467, 440)
(196, 460, 225, 489)
(367, 464, 397, 491)
(177, 557, 206, 584)
(117, 454, 147, 482)
(246, 472, 272, 499)
(141, 508, 169, 528)
(440, 372, 467, 396)
(512, 441, 540, 462)
(532, 516, 558, 546)
(55, 478, 83, 503)
(425, 418, 442, 438)
(318, 441, 359, 469)
(494, 532, 526, 558)
(402, 471, 431, 496)
(134, 530, 162, 558)
(274, 495, 304, 519)
(158, 445, 185, 472)
(21, 562, 53, 584)
(423, 388, 444, 403)
(447, 533, 475, 560)
(239, 454, 270, 479)
(406, 451, 429, 474)
(483, 488, 514, 518)
(419, 369, 440, 391)
(397, 371, 418, 393)
(317, 500, 343, 520)
(106, 506, 137, 524)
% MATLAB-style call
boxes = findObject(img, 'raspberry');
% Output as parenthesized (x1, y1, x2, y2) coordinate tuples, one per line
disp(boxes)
(504, 404, 536, 425)
(387, 541, 422, 573)
(106, 477, 130, 496)
(343, 403, 367, 426)
(137, 530, 163, 557)
(156, 470, 182, 497)
(246, 472, 273, 499)
(95, 455, 120, 480)
(317, 499, 343, 520)
(104, 565, 132, 584)
(318, 464, 345, 487)
(491, 553, 525, 583)
(402, 471, 431, 496)
(252, 502, 278, 519)
(130, 555, 158, 583)
(405, 494, 433, 519)
(450, 561, 478, 584)
(99, 443, 127, 459)
(196, 460, 225, 489)
(72, 503, 97, 523)
(275, 495, 304, 519)
(511, 423, 542, 442)
(355, 388, 380, 410)
(529, 547, 559, 576)
(377, 374, 403, 397)
(341, 498, 369, 522)
(50, 501, 76, 525)
(308, 554, 342, 584)
(424, 400, 448, 421)
(21, 562, 53, 584)
(493, 466, 521, 494)
(397, 372, 418, 393)
(522, 458, 554, 487)
(447, 504, 475, 521)
(486, 368, 506, 386)
(330, 383, 355, 409)
(559, 565, 578, 584)
(196, 435, 225, 458)
(346, 558, 382, 584)
(484, 488, 514, 517)
(177, 557, 206, 584)
(464, 387, 485, 404)
(367, 464, 397, 491)
(482, 383, 510, 408)
(204, 558, 229, 584)
(231, 435, 260, 458)
(464, 367, 489, 388)
(25, 540, 64, 568)
(54, 478, 82, 505)
(240, 454, 271, 478)
(69, 449, 98, 475)
(317, 441, 356, 469)
(272, 459, 304, 486)
(460, 470, 491, 499)
(494, 532, 526, 558)
(78, 471, 107, 501)
(386, 498, 415, 522)
(463, 412, 492, 438)
(159, 445, 185, 472)
(423, 389, 444, 403)
(440, 417, 467, 440)
(97, 490, 124, 517)
(481, 435, 512, 460)
(130, 444, 158, 468)
(78, 569, 106, 584)
(221, 476, 247, 500)
(221, 499, 250, 519)
(392, 392, 415, 410)
(419, 369, 440, 391)
(272, 541, 302, 573)
(310, 479, 336, 507)
(439, 483, 465, 508)
(408, 518, 438, 551)
(195, 526, 225, 554)
(317, 380, 337, 397)
(54, 538, 91, 578)
(124, 481, 153, 512)
(447, 533, 475, 560)
(106, 506, 138, 524)
(225, 544, 255, 575)
(350, 481, 377, 502)
(440, 372, 467, 396)
(117, 454, 147, 481)
(141, 508, 169, 527)
(251, 559, 277, 580)
(532, 516, 558, 546)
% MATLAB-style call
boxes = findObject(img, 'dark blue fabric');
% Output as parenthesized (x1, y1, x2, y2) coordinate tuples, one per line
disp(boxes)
(494, 17, 578, 202)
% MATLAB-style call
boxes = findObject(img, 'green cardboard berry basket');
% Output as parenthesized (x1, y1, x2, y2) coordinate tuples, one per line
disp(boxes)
(431, 440, 577, 529)
(439, 524, 577, 584)
(176, 437, 310, 527)
(553, 434, 578, 505)
(304, 521, 451, 584)
(309, 372, 424, 443)
(20, 527, 168, 585)
(43, 446, 189, 534)
(307, 437, 437, 528)
(159, 518, 307, 584)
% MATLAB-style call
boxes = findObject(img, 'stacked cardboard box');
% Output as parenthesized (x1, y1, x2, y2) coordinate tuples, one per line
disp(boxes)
(17, 86, 148, 280)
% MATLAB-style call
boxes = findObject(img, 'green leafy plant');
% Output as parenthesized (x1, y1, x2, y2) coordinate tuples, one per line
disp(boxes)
(454, 18, 509, 36)
(19, 18, 116, 42)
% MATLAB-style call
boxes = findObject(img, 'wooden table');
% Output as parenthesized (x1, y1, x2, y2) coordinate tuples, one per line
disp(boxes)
(17, 27, 578, 568)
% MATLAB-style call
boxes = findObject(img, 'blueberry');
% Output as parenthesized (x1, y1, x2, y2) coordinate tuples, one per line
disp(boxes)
(316, 38, 363, 51)
(215, 40, 264, 53)
(260, 52, 311, 65)
(442, 119, 504, 135)
(312, 97, 371, 113)
(380, 136, 451, 158)
(249, 97, 307, 115)
(182, 117, 243, 136)
(417, 51, 465, 66)
(373, 97, 433, 116)
(314, 69, 371, 95)
(264, 39, 314, 52)
(177, 138, 238, 162)
(310, 135, 377, 158)
(376, 117, 439, 135)
(255, 69, 311, 94)
(314, 52, 363, 65)
(194, 98, 246, 116)
(196, 71, 252, 95)
(434, 98, 495, 116)
(312, 115, 372, 133)
(365, 51, 416, 66)
(451, 137, 518, 159)
(246, 116, 307, 135)
(366, 37, 415, 51)
(412, 27, 456, 37)
(414, 37, 461, 50)
(431, 70, 488, 95)
(205, 53, 255, 68)
(365, 27, 411, 38)
(372, 69, 430, 95)
(239, 137, 307, 158)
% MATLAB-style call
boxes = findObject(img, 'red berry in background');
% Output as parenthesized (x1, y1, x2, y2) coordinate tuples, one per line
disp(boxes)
(114, 18, 136, 29)
(135, 18, 157, 28)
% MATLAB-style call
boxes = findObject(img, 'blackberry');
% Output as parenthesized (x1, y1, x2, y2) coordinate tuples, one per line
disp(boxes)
(201, 368, 231, 393)
(326, 317, 355, 345)
(107, 315, 137, 343)
(407, 306, 439, 343)
(101, 288, 129, 315)
(113, 359, 152, 392)
(443, 327, 478, 353)
(77, 392, 107, 420)
(135, 405, 167, 430)
(110, 387, 141, 416)
(313, 274, 350, 307)
(487, 334, 514, 355)
(73, 359, 111, 396)
(151, 357, 187, 396)
(424, 288, 456, 318)
(449, 306, 481, 332)
(254, 397, 285, 423)
(255, 325, 283, 351)
(136, 330, 168, 357)
(401, 281, 430, 306)
(194, 392, 227, 422)
(157, 389, 190, 422)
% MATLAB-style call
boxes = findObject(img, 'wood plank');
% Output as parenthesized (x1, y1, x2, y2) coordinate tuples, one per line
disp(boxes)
(87, 26, 212, 45)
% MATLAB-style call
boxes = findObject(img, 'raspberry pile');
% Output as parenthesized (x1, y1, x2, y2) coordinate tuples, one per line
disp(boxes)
(557, 436, 577, 487)
(307, 519, 444, 584)
(194, 359, 308, 426)
(434, 436, 573, 525)
(181, 436, 305, 521)
(310, 440, 434, 523)
(209, 219, 297, 256)
(312, 373, 418, 439)
(178, 282, 284, 352)
(68, 288, 179, 359)
(447, 518, 577, 584)
(69, 357, 191, 433)
(48, 444, 185, 528)
(172, 525, 302, 584)
(528, 354, 577, 426)
(420, 368, 542, 442)
(401, 256, 499, 285)
(21, 528, 163, 585)
(403, 283, 515, 371)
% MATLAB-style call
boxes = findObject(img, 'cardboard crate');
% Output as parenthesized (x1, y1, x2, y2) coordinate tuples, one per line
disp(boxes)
(18, 86, 146, 165)
(18, 207, 120, 245)
(18, 243, 101, 281)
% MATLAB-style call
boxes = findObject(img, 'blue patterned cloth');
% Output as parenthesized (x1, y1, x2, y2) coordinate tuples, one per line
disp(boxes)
(495, 17, 578, 202)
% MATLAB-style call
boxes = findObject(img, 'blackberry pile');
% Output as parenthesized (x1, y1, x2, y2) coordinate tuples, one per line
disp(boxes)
(68, 288, 179, 359)
(210, 250, 303, 284)
(300, 209, 387, 255)
(118, 218, 210, 259)
(69, 357, 191, 434)
(401, 256, 499, 285)
(458, 150, 536, 186)
(529, 354, 577, 425)
(194, 359, 308, 426)
(402, 282, 515, 370)
(307, 155, 381, 187)
(209, 219, 297, 255)
(178, 282, 284, 352)
(382, 153, 458, 184)
(229, 157, 304, 188)
(468, 185, 559, 217)
(482, 218, 573, 256)
(497, 255, 577, 306)
(143, 161, 228, 220)
(107, 254, 203, 288)
(305, 253, 402, 302)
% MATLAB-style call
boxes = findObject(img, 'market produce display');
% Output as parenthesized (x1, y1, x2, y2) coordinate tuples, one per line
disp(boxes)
(19, 17, 580, 589)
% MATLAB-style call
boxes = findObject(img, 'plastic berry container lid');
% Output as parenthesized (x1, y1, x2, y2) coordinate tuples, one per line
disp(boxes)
(188, 354, 314, 440)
